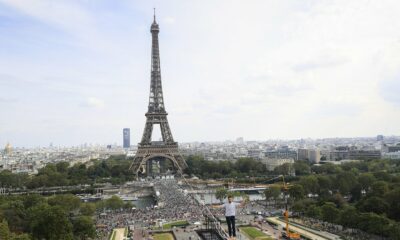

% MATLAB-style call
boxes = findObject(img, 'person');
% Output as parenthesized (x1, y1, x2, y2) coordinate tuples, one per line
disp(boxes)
(213, 195, 247, 240)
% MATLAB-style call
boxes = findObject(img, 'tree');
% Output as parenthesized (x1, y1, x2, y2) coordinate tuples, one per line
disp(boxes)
(316, 175, 333, 199)
(321, 202, 340, 223)
(339, 206, 359, 228)
(349, 183, 362, 202)
(48, 194, 81, 212)
(385, 188, 400, 221)
(1, 200, 27, 232)
(56, 162, 70, 173)
(336, 171, 357, 195)
(305, 205, 322, 219)
(357, 212, 391, 236)
(79, 203, 96, 216)
(0, 219, 10, 240)
(358, 196, 389, 214)
(215, 188, 228, 203)
(124, 201, 134, 209)
(11, 234, 31, 240)
(293, 161, 311, 175)
(358, 173, 375, 192)
(274, 163, 292, 176)
(292, 199, 315, 215)
(29, 204, 73, 240)
(264, 186, 281, 205)
(332, 193, 346, 207)
(73, 216, 96, 240)
(288, 184, 305, 200)
(105, 195, 124, 210)
(370, 181, 389, 196)
(299, 175, 319, 195)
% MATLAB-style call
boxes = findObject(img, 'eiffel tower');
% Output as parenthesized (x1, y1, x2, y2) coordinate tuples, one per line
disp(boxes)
(130, 11, 187, 177)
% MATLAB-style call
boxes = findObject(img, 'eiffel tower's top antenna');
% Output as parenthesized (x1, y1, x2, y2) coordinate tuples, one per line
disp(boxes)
(153, 8, 156, 23)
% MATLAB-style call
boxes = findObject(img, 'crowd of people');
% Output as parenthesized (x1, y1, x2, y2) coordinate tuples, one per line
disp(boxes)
(95, 179, 204, 239)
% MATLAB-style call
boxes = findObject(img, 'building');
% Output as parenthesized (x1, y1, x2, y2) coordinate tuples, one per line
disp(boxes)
(308, 149, 321, 163)
(236, 137, 244, 145)
(262, 158, 294, 171)
(248, 149, 263, 159)
(377, 135, 384, 141)
(348, 150, 381, 160)
(4, 143, 12, 155)
(297, 148, 309, 161)
(264, 146, 297, 160)
(383, 151, 400, 160)
(123, 128, 130, 148)
(382, 144, 400, 153)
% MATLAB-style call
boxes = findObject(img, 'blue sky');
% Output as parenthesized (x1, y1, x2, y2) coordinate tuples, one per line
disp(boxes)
(0, 0, 400, 147)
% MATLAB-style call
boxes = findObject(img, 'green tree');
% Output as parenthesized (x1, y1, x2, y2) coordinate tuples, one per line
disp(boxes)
(56, 162, 70, 173)
(332, 193, 346, 207)
(299, 175, 319, 195)
(29, 204, 73, 240)
(288, 184, 305, 200)
(336, 171, 357, 195)
(357, 212, 391, 236)
(105, 196, 124, 210)
(124, 201, 134, 209)
(274, 163, 292, 176)
(1, 200, 27, 232)
(358, 196, 389, 214)
(11, 234, 31, 240)
(370, 181, 389, 196)
(72, 216, 96, 240)
(339, 206, 359, 228)
(321, 202, 340, 223)
(358, 173, 375, 192)
(48, 194, 81, 212)
(264, 186, 281, 205)
(79, 203, 96, 216)
(293, 161, 311, 175)
(350, 183, 363, 202)
(292, 199, 315, 215)
(215, 188, 228, 203)
(305, 205, 322, 218)
(0, 219, 10, 240)
(385, 188, 400, 221)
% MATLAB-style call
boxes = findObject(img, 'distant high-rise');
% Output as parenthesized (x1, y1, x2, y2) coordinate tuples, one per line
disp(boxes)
(123, 128, 130, 148)
(377, 135, 384, 141)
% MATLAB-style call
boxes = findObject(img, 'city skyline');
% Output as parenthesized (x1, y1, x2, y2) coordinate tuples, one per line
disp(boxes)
(1, 0, 400, 147)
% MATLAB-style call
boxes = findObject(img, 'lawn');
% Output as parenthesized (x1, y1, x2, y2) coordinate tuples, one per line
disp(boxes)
(153, 233, 175, 240)
(162, 220, 189, 229)
(240, 227, 273, 240)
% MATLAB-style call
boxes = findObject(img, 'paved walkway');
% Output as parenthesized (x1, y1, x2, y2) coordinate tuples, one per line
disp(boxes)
(266, 217, 341, 240)
(173, 227, 201, 240)
(112, 228, 125, 240)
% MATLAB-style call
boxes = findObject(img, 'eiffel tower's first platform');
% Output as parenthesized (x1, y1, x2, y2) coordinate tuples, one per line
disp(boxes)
(130, 12, 188, 177)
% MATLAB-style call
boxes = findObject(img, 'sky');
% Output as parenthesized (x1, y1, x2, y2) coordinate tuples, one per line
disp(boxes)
(0, 0, 400, 147)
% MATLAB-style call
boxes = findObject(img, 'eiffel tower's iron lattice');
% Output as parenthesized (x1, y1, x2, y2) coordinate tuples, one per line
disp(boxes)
(130, 12, 188, 177)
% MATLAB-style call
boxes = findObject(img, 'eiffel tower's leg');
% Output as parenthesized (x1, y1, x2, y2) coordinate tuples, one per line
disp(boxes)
(173, 154, 188, 169)
(160, 121, 174, 144)
(140, 121, 153, 144)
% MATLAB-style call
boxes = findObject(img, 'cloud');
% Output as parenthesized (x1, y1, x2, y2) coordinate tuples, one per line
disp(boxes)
(292, 55, 348, 72)
(85, 97, 105, 109)
(380, 75, 400, 107)
(164, 16, 175, 24)
(0, 97, 17, 103)
(1, 0, 400, 146)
